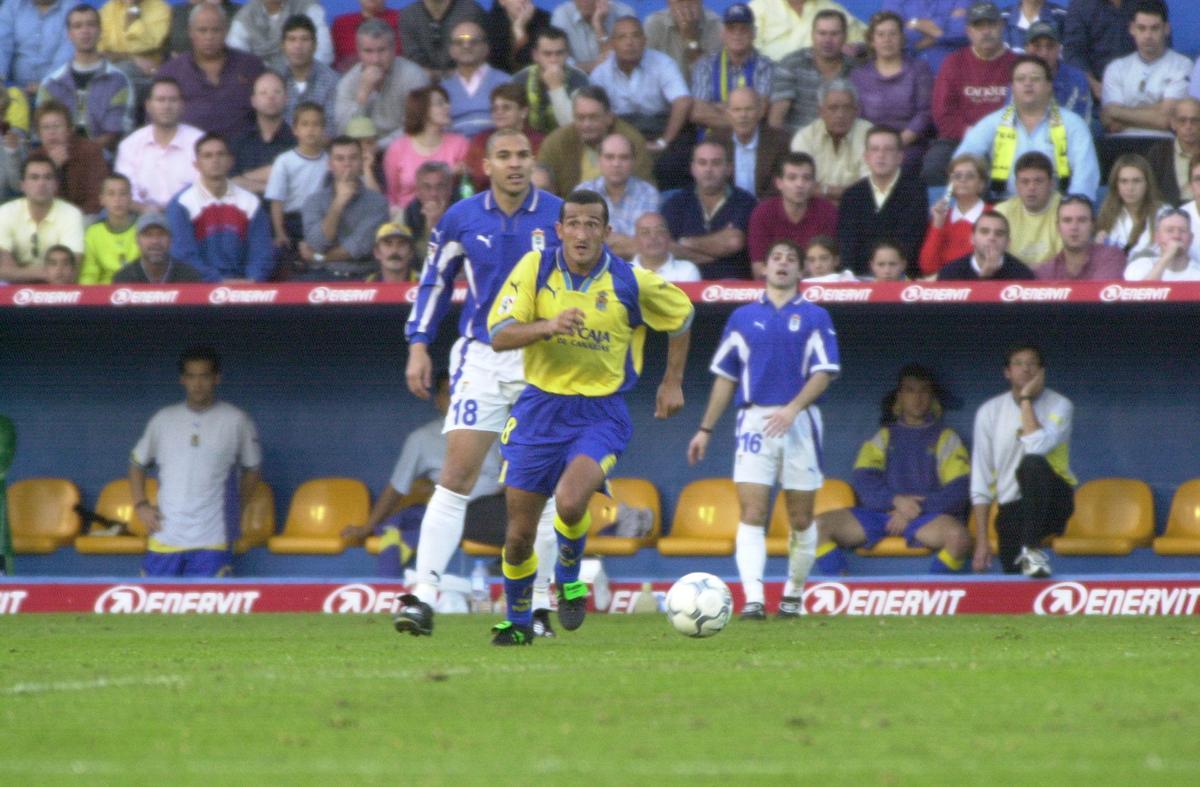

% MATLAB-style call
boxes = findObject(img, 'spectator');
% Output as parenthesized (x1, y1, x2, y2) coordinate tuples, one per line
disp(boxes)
(850, 10, 935, 173)
(80, 173, 139, 285)
(0, 134, 19, 202)
(347, 116, 386, 193)
(266, 101, 328, 258)
(531, 161, 554, 191)
(0, 154, 85, 282)
(0, 0, 72, 97)
(919, 154, 991, 275)
(31, 100, 108, 216)
(588, 16, 692, 150)
(0, 85, 28, 140)
(923, 2, 1017, 185)
(111, 211, 205, 282)
(937, 210, 1035, 278)
(115, 76, 204, 212)
(868, 239, 910, 279)
(331, 0, 402, 72)
(689, 4, 775, 133)
(970, 342, 1075, 577)
(955, 54, 1098, 201)
(1182, 160, 1200, 259)
(399, 160, 453, 251)
(1095, 153, 1161, 257)
(837, 125, 929, 276)
(301, 135, 391, 270)
(1144, 98, 1200, 205)
(511, 26, 589, 135)
(158, 4, 268, 138)
(442, 21, 512, 137)
(368, 221, 418, 282)
(483, 0, 551, 75)
(1000, 0, 1065, 50)
(227, 0, 333, 72)
(578, 132, 659, 259)
(709, 87, 790, 199)
(882, 0, 971, 73)
(1036, 193, 1126, 278)
(399, 0, 485, 78)
(99, 0, 172, 71)
(168, 0, 239, 57)
(815, 363, 972, 575)
(630, 210, 701, 282)
(1022, 19, 1091, 119)
(1099, 1, 1190, 152)
(231, 71, 297, 198)
(749, 0, 866, 63)
(536, 85, 651, 196)
(994, 151, 1063, 265)
(747, 152, 838, 279)
(166, 133, 274, 281)
(1123, 207, 1200, 281)
(789, 78, 871, 203)
(37, 5, 135, 153)
(280, 14, 339, 137)
(42, 244, 77, 284)
(768, 8, 857, 134)
(549, 0, 635, 74)
(662, 140, 757, 279)
(1062, 0, 1135, 100)
(383, 86, 469, 211)
(331, 18, 430, 140)
(129, 345, 261, 578)
(645, 0, 722, 79)
(464, 83, 544, 192)
(802, 236, 855, 280)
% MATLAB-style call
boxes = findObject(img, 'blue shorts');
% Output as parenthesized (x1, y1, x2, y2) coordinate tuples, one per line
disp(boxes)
(852, 509, 942, 549)
(142, 549, 232, 578)
(499, 387, 632, 497)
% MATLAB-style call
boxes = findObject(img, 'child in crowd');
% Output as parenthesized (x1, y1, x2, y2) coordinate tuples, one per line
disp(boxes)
(43, 245, 78, 285)
(802, 236, 857, 281)
(266, 102, 330, 261)
(868, 241, 909, 281)
(80, 174, 138, 285)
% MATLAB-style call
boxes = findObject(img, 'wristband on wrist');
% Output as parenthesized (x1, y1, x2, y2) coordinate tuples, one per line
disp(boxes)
(698, 426, 713, 434)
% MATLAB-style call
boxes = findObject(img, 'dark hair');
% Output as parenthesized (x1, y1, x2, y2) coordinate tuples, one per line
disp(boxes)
(1057, 194, 1095, 219)
(573, 85, 612, 113)
(21, 152, 56, 180)
(560, 189, 609, 226)
(33, 99, 71, 128)
(103, 172, 132, 189)
(328, 134, 361, 153)
(1132, 0, 1168, 23)
(1013, 151, 1054, 178)
(293, 101, 326, 122)
(66, 4, 99, 26)
(776, 151, 816, 178)
(44, 244, 76, 265)
(1012, 53, 1052, 82)
(490, 82, 528, 110)
(813, 8, 848, 32)
(282, 13, 316, 38)
(975, 210, 1010, 234)
(179, 346, 222, 375)
(404, 85, 450, 136)
(869, 239, 907, 261)
(1005, 343, 1043, 367)
(866, 124, 902, 147)
(879, 363, 945, 426)
(804, 235, 839, 257)
(148, 75, 182, 99)
(768, 239, 804, 259)
(536, 26, 569, 47)
(194, 131, 228, 156)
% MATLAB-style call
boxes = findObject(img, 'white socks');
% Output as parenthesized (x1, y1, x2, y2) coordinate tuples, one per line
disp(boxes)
(532, 497, 557, 611)
(783, 524, 817, 598)
(411, 484, 470, 605)
(735, 523, 767, 605)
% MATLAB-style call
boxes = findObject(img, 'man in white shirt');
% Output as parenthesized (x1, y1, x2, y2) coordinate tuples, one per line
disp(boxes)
(630, 211, 701, 282)
(131, 346, 262, 578)
(970, 343, 1076, 578)
(549, 0, 636, 73)
(1099, 2, 1191, 146)
(1123, 208, 1200, 281)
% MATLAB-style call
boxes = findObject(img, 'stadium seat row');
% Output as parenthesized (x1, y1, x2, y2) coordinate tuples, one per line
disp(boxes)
(8, 476, 1200, 558)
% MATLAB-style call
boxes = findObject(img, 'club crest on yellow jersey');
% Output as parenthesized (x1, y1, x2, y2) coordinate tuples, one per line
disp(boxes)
(596, 290, 609, 311)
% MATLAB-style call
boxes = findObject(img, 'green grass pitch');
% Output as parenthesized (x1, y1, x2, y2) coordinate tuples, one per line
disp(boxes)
(2, 614, 1198, 785)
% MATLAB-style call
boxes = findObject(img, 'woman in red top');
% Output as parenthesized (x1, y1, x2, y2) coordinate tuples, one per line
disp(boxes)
(918, 153, 990, 276)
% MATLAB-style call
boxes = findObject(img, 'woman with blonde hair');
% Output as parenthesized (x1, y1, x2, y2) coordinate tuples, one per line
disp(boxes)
(918, 153, 990, 276)
(1096, 154, 1163, 259)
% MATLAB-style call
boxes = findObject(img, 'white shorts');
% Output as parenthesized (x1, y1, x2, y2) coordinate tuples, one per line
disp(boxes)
(731, 405, 824, 492)
(443, 337, 528, 434)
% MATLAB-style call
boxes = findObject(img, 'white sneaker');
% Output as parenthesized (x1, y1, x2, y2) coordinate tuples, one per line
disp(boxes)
(1015, 546, 1052, 578)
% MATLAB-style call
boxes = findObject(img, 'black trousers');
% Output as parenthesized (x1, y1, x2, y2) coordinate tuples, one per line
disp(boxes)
(994, 455, 1075, 573)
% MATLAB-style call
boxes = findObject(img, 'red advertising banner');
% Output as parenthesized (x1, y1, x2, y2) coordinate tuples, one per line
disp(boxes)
(3, 579, 1199, 616)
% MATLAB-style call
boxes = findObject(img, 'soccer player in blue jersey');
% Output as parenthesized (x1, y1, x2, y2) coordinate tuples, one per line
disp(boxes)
(811, 364, 973, 576)
(687, 239, 840, 620)
(485, 189, 694, 645)
(394, 129, 564, 638)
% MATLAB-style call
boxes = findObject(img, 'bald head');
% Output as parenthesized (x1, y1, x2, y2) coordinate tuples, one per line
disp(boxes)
(726, 86, 762, 138)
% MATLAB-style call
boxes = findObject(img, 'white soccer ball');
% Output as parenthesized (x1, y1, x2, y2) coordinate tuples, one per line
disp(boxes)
(665, 572, 733, 637)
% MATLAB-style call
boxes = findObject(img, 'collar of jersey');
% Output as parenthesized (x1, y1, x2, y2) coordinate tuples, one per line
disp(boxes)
(756, 291, 805, 307)
(555, 246, 611, 293)
(483, 187, 541, 214)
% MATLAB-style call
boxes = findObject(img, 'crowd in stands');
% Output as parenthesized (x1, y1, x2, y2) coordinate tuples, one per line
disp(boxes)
(2, 0, 1200, 285)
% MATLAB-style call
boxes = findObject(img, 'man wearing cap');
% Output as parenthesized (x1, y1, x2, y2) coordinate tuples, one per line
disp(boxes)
(748, 0, 865, 63)
(690, 4, 776, 132)
(1023, 19, 1092, 119)
(923, 1, 1018, 185)
(645, 0, 722, 80)
(301, 135, 390, 269)
(369, 222, 418, 282)
(112, 212, 205, 283)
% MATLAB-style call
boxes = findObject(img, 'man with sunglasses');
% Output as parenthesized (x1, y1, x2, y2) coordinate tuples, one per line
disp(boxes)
(0, 154, 84, 283)
(442, 21, 512, 136)
(399, 0, 484, 79)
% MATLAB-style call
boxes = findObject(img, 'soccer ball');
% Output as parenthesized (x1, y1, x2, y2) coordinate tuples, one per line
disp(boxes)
(665, 572, 733, 637)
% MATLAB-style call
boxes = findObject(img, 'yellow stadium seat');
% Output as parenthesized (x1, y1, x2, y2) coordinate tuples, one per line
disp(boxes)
(657, 478, 739, 556)
(1153, 480, 1200, 556)
(74, 479, 158, 555)
(8, 478, 81, 554)
(233, 481, 276, 554)
(366, 478, 435, 555)
(267, 478, 370, 555)
(767, 478, 856, 556)
(1052, 478, 1154, 555)
(586, 478, 662, 556)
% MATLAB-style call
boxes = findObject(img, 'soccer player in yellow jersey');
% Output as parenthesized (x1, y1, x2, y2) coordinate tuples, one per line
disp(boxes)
(486, 189, 694, 645)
